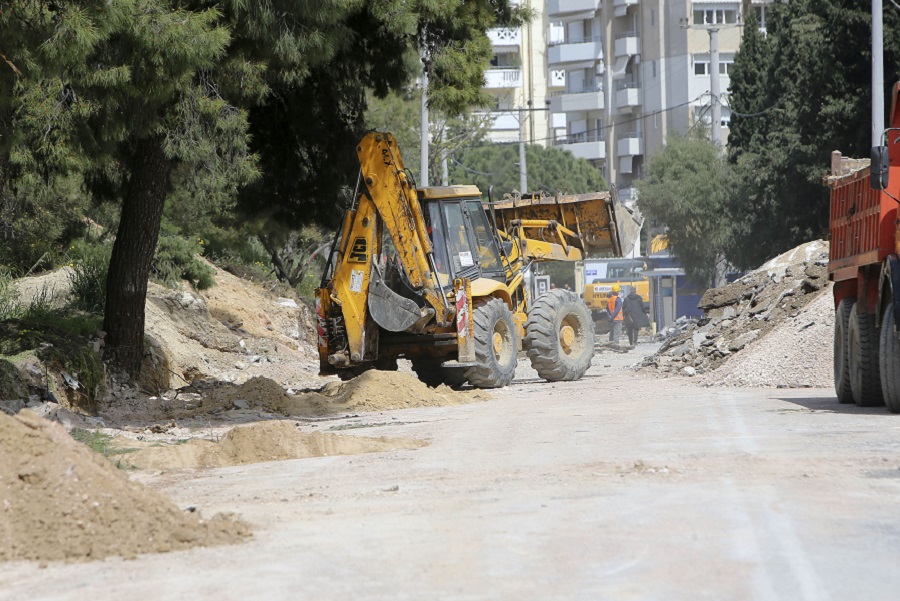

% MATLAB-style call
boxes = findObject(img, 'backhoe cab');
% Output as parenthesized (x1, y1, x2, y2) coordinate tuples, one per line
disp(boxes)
(316, 132, 633, 389)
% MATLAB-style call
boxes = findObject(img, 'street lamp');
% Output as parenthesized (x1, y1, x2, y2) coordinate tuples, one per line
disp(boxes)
(680, 13, 743, 148)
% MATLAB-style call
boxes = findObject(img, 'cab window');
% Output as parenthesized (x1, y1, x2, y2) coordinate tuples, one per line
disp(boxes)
(466, 200, 503, 274)
(442, 202, 477, 275)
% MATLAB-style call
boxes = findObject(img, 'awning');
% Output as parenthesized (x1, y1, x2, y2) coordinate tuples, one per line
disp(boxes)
(611, 56, 630, 79)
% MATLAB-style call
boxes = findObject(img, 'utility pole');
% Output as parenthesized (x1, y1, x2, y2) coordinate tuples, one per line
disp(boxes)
(420, 49, 429, 187)
(873, 0, 885, 147)
(680, 14, 742, 149)
(441, 126, 449, 185)
(519, 106, 528, 193)
(709, 28, 722, 147)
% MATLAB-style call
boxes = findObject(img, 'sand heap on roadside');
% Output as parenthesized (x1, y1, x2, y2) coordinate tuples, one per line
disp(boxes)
(118, 420, 428, 470)
(0, 411, 249, 564)
(176, 370, 488, 419)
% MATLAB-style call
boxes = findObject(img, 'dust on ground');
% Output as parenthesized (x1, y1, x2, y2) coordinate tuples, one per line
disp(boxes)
(0, 410, 249, 564)
(114, 420, 428, 470)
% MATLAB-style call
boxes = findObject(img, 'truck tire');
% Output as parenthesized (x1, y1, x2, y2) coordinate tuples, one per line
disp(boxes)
(834, 299, 855, 403)
(879, 305, 900, 413)
(524, 290, 595, 381)
(410, 358, 467, 389)
(848, 304, 884, 407)
(465, 298, 517, 388)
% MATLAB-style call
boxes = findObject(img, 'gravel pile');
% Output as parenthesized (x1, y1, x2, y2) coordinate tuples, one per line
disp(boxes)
(642, 240, 832, 387)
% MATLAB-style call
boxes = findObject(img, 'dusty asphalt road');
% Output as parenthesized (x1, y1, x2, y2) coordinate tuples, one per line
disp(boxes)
(2, 343, 900, 601)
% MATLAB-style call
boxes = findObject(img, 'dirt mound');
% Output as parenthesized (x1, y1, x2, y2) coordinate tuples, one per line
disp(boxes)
(119, 420, 427, 470)
(141, 263, 319, 391)
(708, 288, 834, 388)
(0, 410, 249, 564)
(177, 370, 488, 418)
(643, 240, 832, 387)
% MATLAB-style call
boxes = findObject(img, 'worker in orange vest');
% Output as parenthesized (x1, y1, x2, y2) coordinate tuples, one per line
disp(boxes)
(607, 283, 624, 345)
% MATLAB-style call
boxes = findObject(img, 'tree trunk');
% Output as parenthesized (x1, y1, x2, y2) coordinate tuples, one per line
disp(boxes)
(103, 136, 172, 378)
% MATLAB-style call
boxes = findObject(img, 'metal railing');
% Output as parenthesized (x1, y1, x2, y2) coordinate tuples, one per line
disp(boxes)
(547, 35, 604, 47)
(554, 132, 606, 145)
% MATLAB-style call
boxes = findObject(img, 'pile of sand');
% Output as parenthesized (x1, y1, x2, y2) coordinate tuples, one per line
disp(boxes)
(179, 370, 488, 418)
(0, 411, 249, 564)
(117, 420, 428, 470)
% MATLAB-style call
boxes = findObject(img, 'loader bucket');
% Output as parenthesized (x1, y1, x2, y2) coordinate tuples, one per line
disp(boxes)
(490, 189, 642, 257)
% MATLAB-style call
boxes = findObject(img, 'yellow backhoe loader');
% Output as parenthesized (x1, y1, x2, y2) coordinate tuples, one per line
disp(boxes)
(315, 132, 633, 388)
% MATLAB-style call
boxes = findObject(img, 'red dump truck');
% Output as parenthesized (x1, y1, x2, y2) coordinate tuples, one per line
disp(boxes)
(826, 83, 900, 413)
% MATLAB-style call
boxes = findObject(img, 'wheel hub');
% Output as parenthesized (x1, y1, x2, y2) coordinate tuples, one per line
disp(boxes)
(560, 324, 575, 352)
(493, 331, 504, 356)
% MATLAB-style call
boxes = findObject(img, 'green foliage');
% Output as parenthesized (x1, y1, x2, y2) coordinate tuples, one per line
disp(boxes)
(67, 239, 111, 313)
(636, 134, 731, 282)
(152, 235, 216, 290)
(365, 89, 492, 186)
(450, 142, 607, 195)
(0, 268, 18, 321)
(726, 0, 900, 269)
(70, 429, 115, 456)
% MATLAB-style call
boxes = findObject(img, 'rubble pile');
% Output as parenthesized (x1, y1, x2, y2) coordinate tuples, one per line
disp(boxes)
(643, 241, 832, 386)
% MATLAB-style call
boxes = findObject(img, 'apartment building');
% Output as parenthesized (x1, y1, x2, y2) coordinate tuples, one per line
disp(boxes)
(545, 0, 772, 203)
(481, 1, 565, 147)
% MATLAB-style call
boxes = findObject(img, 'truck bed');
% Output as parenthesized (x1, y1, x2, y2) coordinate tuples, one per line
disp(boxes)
(825, 153, 898, 282)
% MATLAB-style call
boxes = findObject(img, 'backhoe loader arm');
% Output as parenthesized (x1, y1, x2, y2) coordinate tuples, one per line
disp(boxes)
(505, 219, 584, 262)
(356, 133, 450, 321)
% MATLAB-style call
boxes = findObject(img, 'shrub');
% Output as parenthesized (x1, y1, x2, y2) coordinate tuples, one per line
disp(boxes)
(152, 235, 216, 290)
(68, 239, 111, 313)
(0, 268, 20, 321)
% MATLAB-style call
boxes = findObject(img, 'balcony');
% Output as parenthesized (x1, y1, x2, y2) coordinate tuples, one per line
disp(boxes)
(547, 0, 601, 19)
(550, 86, 605, 113)
(487, 28, 521, 48)
(613, 0, 639, 17)
(616, 132, 643, 156)
(614, 32, 639, 57)
(548, 39, 603, 68)
(555, 133, 606, 161)
(484, 68, 522, 89)
(615, 82, 641, 112)
(472, 112, 519, 131)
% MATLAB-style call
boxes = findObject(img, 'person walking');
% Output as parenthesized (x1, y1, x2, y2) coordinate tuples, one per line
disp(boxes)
(622, 287, 650, 347)
(606, 284, 624, 345)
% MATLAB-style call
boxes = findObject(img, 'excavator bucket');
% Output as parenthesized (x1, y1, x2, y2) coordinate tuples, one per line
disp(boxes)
(491, 189, 642, 257)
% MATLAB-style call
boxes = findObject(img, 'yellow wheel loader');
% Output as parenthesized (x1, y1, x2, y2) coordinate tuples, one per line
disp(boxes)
(315, 132, 636, 388)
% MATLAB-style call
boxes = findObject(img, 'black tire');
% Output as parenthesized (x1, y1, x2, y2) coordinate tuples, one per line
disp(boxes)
(464, 298, 517, 388)
(879, 304, 900, 413)
(848, 303, 884, 407)
(524, 290, 595, 381)
(410, 358, 467, 388)
(834, 299, 855, 403)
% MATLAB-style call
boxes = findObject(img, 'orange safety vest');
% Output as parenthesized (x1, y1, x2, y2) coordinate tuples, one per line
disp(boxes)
(607, 294, 623, 321)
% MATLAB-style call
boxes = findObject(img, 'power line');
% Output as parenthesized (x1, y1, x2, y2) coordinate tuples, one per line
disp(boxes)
(481, 93, 713, 148)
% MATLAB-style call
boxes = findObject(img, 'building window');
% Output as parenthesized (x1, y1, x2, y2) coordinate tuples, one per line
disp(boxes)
(693, 57, 734, 76)
(652, 60, 657, 78)
(490, 52, 521, 68)
(753, 4, 768, 29)
(693, 7, 739, 25)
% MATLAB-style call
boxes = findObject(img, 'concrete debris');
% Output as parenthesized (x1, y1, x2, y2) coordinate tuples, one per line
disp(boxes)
(644, 240, 833, 388)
